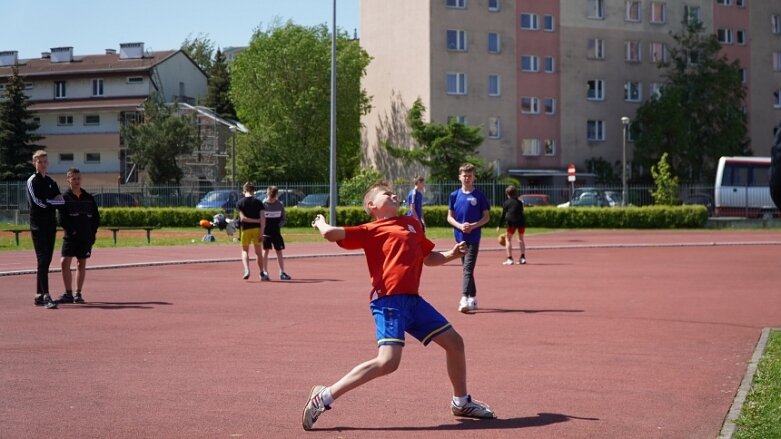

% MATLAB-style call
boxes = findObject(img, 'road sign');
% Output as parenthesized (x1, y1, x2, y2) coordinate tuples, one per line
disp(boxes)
(568, 164, 576, 182)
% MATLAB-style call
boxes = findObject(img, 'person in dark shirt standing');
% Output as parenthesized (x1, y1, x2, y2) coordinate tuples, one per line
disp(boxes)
(236, 182, 265, 280)
(58, 168, 100, 304)
(26, 150, 64, 309)
(261, 186, 291, 281)
(497, 185, 527, 265)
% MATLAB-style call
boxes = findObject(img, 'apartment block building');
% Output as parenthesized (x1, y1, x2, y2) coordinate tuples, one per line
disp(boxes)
(360, 0, 781, 184)
(0, 43, 207, 187)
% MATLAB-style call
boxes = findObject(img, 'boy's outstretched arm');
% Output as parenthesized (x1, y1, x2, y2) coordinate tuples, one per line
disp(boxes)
(424, 241, 466, 266)
(312, 214, 346, 242)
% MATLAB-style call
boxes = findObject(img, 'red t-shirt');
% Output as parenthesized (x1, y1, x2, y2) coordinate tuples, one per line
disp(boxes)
(337, 216, 436, 301)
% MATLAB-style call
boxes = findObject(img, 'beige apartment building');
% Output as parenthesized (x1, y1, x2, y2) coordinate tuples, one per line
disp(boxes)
(361, 0, 781, 184)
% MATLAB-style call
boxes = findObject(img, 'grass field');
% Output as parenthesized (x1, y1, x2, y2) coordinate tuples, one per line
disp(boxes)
(734, 329, 781, 439)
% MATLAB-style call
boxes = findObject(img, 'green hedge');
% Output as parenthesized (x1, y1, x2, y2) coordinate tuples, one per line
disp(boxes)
(98, 205, 708, 229)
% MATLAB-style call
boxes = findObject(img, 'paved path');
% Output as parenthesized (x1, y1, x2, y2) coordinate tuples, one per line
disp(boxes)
(1, 229, 779, 438)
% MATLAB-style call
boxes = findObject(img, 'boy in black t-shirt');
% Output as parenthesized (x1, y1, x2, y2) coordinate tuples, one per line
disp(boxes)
(236, 182, 265, 280)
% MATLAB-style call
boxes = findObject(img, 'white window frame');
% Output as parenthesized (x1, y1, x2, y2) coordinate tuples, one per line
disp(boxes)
(588, 0, 605, 19)
(487, 117, 501, 139)
(736, 29, 746, 45)
(588, 38, 605, 60)
(624, 81, 643, 102)
(447, 29, 467, 51)
(650, 82, 663, 100)
(625, 1, 641, 22)
(54, 81, 66, 99)
(625, 40, 642, 63)
(449, 115, 468, 124)
(587, 120, 606, 141)
(543, 139, 556, 156)
(774, 90, 781, 109)
(739, 68, 747, 84)
(24, 82, 33, 90)
(544, 56, 555, 73)
(85, 153, 101, 164)
(521, 96, 540, 114)
(521, 55, 539, 72)
(587, 79, 605, 101)
(685, 5, 701, 24)
(59, 153, 74, 163)
(773, 52, 781, 72)
(650, 42, 669, 64)
(92, 78, 104, 97)
(543, 97, 556, 114)
(57, 115, 73, 126)
(773, 15, 781, 34)
(543, 15, 555, 31)
(488, 74, 501, 96)
(446, 72, 468, 95)
(716, 0, 731, 5)
(736, 0, 745, 6)
(520, 13, 539, 30)
(488, 0, 500, 12)
(650, 2, 667, 24)
(488, 32, 501, 53)
(521, 138, 541, 156)
(127, 76, 144, 84)
(718, 28, 733, 44)
(447, 0, 467, 9)
(84, 114, 100, 125)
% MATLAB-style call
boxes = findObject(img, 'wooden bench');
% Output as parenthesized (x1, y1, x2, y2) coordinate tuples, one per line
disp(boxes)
(105, 227, 159, 245)
(0, 228, 30, 246)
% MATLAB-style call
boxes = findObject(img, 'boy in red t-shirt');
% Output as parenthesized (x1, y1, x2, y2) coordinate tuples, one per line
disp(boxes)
(302, 183, 496, 430)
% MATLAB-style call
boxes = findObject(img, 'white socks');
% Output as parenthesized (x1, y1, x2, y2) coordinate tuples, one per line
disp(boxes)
(321, 387, 334, 407)
(452, 395, 469, 407)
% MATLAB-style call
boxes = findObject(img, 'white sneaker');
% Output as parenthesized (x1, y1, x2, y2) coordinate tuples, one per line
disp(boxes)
(502, 258, 514, 265)
(467, 297, 477, 311)
(458, 296, 469, 313)
(519, 256, 527, 265)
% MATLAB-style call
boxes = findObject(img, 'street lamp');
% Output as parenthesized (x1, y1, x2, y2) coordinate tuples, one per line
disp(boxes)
(620, 116, 630, 207)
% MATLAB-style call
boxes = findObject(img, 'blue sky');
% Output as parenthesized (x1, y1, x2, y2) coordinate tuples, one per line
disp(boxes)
(1, 0, 359, 59)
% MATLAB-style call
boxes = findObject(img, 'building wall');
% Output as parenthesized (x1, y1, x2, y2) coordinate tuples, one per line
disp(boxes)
(153, 52, 208, 103)
(39, 133, 121, 187)
(748, 1, 781, 154)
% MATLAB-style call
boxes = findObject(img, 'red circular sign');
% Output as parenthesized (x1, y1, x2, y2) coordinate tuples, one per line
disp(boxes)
(568, 164, 576, 176)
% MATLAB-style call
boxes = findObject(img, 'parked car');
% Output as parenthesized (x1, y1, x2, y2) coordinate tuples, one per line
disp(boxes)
(296, 193, 329, 208)
(254, 189, 305, 207)
(519, 193, 550, 207)
(558, 189, 623, 208)
(93, 192, 140, 208)
(196, 190, 241, 213)
(683, 193, 715, 216)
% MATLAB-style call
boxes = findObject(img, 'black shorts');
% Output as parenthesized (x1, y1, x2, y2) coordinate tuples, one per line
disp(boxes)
(262, 233, 285, 250)
(62, 239, 93, 259)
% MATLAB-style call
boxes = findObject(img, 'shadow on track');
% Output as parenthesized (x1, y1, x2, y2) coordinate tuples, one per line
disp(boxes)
(320, 412, 599, 432)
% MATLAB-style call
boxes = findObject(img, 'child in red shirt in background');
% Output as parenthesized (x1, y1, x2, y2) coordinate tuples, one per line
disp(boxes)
(303, 182, 496, 430)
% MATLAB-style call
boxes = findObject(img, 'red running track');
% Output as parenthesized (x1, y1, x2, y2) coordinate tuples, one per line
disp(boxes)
(0, 230, 779, 438)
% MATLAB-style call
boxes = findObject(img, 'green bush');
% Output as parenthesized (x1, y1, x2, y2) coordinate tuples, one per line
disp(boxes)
(99, 208, 222, 227)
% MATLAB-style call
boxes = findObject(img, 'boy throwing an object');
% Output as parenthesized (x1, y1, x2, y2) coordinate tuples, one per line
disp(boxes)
(303, 182, 496, 430)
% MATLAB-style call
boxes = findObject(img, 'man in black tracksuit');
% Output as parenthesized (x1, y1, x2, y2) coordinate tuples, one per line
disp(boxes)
(26, 150, 64, 309)
(771, 125, 781, 210)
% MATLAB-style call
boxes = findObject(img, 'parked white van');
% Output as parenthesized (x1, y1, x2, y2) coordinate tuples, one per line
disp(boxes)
(714, 156, 775, 217)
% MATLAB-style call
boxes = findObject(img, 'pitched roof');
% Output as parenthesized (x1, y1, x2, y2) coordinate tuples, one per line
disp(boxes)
(0, 50, 178, 79)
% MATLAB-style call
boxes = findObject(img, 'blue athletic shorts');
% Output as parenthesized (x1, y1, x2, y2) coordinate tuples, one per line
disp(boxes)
(370, 295, 452, 347)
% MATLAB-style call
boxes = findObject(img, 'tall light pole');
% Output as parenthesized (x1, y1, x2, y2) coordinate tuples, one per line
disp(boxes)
(621, 116, 630, 207)
(329, 0, 337, 225)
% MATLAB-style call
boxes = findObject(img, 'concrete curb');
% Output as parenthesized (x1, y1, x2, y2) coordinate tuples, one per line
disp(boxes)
(719, 327, 777, 438)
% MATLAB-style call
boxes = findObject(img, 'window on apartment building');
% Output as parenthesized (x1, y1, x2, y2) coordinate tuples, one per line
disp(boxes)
(0, 84, 4, 91)
(521, 138, 541, 156)
(773, 16, 781, 34)
(544, 15, 555, 31)
(588, 0, 605, 19)
(488, 0, 500, 12)
(488, 33, 501, 53)
(127, 76, 144, 84)
(57, 115, 73, 126)
(688, 50, 700, 65)
(773, 52, 781, 72)
(520, 13, 539, 30)
(33, 117, 40, 124)
(488, 74, 501, 96)
(487, 117, 501, 138)
(774, 90, 781, 108)
(587, 38, 605, 60)
(544, 139, 556, 156)
(544, 97, 556, 114)
(624, 81, 642, 102)
(24, 82, 33, 90)
(446, 72, 468, 95)
(521, 55, 539, 72)
(650, 42, 669, 64)
(739, 68, 747, 84)
(92, 79, 104, 96)
(649, 82, 663, 100)
(544, 56, 555, 73)
(626, 1, 641, 22)
(716, 0, 731, 5)
(684, 5, 701, 24)
(625, 40, 642, 62)
(448, 115, 468, 124)
(736, 0, 745, 6)
(447, 0, 467, 9)
(54, 81, 66, 99)
(59, 153, 74, 163)
(587, 80, 605, 100)
(650, 2, 667, 24)
(718, 29, 733, 44)
(85, 153, 101, 164)
(84, 114, 100, 125)
(587, 120, 606, 141)
(521, 96, 540, 113)
(447, 30, 467, 51)
(735, 30, 746, 45)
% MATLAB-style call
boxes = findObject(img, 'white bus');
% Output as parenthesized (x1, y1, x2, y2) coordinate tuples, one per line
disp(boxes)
(714, 156, 775, 217)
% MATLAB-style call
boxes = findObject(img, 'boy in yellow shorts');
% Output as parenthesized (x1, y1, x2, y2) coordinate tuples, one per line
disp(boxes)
(236, 182, 265, 280)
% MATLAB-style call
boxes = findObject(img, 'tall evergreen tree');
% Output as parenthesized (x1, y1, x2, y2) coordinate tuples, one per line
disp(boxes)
(0, 66, 43, 181)
(632, 20, 747, 183)
(205, 49, 236, 120)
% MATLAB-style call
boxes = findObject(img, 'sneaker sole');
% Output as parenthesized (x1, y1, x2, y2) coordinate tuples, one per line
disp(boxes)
(302, 385, 326, 431)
